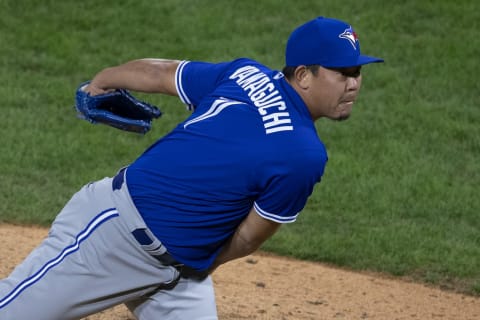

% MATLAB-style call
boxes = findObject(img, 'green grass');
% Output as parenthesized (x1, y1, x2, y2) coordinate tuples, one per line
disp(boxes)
(0, 0, 478, 295)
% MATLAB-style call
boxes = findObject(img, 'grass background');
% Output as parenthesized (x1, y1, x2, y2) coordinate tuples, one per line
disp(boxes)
(0, 0, 478, 295)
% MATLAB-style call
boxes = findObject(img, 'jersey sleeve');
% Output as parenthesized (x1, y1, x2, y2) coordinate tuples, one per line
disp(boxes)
(175, 60, 231, 110)
(253, 150, 327, 224)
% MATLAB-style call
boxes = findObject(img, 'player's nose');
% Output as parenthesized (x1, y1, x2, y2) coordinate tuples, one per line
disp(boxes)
(346, 76, 361, 92)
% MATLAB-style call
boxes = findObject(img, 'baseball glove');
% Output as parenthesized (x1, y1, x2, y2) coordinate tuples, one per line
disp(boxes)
(74, 81, 162, 134)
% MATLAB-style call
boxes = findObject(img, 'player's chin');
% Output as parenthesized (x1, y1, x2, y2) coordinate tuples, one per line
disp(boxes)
(334, 114, 351, 121)
(334, 104, 353, 121)
(331, 110, 352, 121)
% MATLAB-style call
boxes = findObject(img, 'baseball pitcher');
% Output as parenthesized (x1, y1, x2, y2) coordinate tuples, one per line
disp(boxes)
(0, 16, 383, 320)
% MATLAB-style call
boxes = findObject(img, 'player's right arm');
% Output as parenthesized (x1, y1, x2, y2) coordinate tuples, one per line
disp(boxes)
(85, 59, 181, 96)
(209, 206, 281, 272)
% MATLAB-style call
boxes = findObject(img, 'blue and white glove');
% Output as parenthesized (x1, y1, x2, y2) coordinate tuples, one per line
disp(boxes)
(74, 81, 162, 134)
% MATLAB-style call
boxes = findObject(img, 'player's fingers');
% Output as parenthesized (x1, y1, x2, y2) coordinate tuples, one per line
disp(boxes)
(83, 83, 115, 96)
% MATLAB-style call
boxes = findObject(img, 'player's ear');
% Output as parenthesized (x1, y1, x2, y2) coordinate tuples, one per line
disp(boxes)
(293, 66, 310, 89)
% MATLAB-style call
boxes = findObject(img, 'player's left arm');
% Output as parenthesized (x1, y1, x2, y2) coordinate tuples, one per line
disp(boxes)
(209, 206, 281, 272)
(85, 59, 181, 96)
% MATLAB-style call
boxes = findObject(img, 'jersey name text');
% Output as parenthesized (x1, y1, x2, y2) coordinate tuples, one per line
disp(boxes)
(230, 66, 293, 134)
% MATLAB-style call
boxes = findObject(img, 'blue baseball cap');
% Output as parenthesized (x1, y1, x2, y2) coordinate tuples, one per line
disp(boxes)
(285, 16, 384, 68)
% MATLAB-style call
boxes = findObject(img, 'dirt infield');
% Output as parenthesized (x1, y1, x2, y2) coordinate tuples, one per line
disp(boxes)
(1, 224, 478, 320)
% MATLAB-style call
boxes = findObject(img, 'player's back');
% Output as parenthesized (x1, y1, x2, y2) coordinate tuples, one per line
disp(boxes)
(125, 58, 327, 270)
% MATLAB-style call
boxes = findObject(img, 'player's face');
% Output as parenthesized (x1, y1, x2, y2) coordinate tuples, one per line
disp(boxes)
(305, 66, 363, 121)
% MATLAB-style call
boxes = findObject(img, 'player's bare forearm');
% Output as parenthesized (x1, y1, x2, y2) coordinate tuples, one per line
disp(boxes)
(210, 228, 260, 271)
(210, 207, 280, 272)
(86, 59, 180, 96)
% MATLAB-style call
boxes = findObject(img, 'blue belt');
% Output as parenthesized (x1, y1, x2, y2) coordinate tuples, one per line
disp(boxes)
(112, 167, 127, 191)
(112, 167, 180, 267)
(112, 167, 210, 280)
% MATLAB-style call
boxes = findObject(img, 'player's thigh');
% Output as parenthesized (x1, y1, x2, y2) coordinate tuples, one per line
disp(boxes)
(0, 179, 178, 319)
(127, 275, 218, 320)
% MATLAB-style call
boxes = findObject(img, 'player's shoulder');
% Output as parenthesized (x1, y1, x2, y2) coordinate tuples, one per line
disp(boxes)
(252, 133, 328, 183)
(283, 136, 328, 177)
(227, 58, 273, 73)
(230, 57, 262, 66)
(260, 126, 328, 162)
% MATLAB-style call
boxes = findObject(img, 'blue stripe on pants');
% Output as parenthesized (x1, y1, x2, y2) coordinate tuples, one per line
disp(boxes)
(0, 208, 119, 309)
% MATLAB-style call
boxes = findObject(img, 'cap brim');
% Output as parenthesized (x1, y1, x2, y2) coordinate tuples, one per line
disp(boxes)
(357, 55, 384, 66)
(322, 55, 384, 68)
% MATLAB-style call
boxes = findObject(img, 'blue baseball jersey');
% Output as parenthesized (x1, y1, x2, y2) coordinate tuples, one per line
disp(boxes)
(126, 58, 328, 271)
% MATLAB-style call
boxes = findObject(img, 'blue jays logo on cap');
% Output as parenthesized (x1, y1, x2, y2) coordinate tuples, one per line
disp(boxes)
(339, 27, 358, 50)
(285, 16, 384, 67)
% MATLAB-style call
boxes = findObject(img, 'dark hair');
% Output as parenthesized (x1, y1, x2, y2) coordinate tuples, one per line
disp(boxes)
(282, 65, 320, 79)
